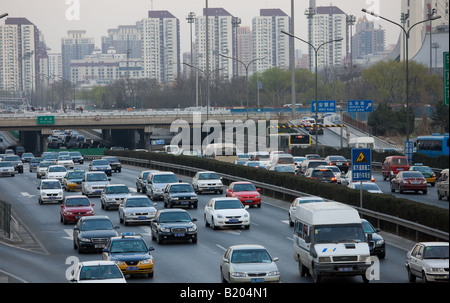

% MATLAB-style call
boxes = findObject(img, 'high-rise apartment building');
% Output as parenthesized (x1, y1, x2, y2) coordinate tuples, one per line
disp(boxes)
(61, 30, 95, 80)
(141, 11, 180, 84)
(236, 26, 253, 77)
(101, 24, 142, 59)
(313, 6, 347, 67)
(195, 8, 234, 81)
(252, 9, 290, 74)
(353, 16, 386, 59)
(0, 17, 39, 95)
(48, 53, 62, 84)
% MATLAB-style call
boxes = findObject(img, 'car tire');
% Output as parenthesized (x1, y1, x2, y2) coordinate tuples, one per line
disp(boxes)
(298, 257, 308, 277)
(423, 190, 427, 195)
(311, 264, 321, 283)
(220, 269, 228, 283)
(390, 185, 395, 193)
(407, 266, 416, 282)
(421, 271, 429, 283)
(204, 215, 210, 227)
(148, 272, 153, 278)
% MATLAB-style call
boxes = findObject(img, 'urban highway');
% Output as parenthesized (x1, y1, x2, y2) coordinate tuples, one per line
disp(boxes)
(0, 160, 433, 284)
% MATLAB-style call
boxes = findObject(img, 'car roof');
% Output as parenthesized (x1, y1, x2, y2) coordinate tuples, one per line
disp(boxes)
(66, 195, 88, 199)
(229, 244, 267, 250)
(417, 242, 449, 247)
(211, 197, 241, 202)
(157, 208, 188, 213)
(79, 260, 118, 267)
(41, 179, 60, 182)
(231, 181, 253, 184)
(80, 215, 110, 221)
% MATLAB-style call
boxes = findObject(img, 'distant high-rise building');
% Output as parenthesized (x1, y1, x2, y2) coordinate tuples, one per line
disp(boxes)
(195, 8, 234, 81)
(141, 10, 180, 84)
(313, 6, 347, 67)
(48, 53, 62, 84)
(0, 17, 42, 96)
(61, 30, 95, 80)
(101, 23, 142, 59)
(236, 26, 253, 77)
(353, 16, 386, 59)
(252, 9, 291, 73)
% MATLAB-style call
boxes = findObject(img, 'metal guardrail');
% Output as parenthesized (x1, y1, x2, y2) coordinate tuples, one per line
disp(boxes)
(0, 200, 11, 239)
(114, 156, 448, 242)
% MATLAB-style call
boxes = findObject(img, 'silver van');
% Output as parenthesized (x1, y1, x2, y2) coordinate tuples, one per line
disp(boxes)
(437, 169, 449, 201)
(146, 171, 179, 201)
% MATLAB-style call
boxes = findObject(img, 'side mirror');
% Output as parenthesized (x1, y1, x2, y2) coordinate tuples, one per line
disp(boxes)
(102, 248, 109, 253)
(114, 226, 120, 230)
(148, 247, 155, 252)
(192, 218, 198, 222)
(305, 235, 311, 244)
(273, 257, 279, 262)
(222, 257, 229, 264)
(367, 233, 373, 242)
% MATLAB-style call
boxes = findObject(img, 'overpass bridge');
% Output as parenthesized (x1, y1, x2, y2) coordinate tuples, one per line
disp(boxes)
(0, 110, 277, 154)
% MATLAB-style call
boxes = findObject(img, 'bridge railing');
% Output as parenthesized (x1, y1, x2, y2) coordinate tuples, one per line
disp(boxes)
(112, 155, 448, 242)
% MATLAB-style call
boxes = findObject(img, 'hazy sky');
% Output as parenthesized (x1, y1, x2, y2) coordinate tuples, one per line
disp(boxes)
(2, 0, 402, 54)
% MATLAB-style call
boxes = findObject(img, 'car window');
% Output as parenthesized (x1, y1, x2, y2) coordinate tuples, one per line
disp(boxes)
(402, 172, 423, 178)
(86, 174, 107, 181)
(153, 174, 178, 183)
(49, 166, 66, 172)
(81, 219, 113, 231)
(79, 264, 123, 281)
(110, 239, 147, 253)
(169, 184, 193, 193)
(0, 162, 12, 167)
(125, 198, 152, 207)
(233, 184, 257, 192)
(68, 171, 84, 179)
(93, 160, 109, 165)
(392, 158, 408, 166)
(423, 245, 449, 259)
(214, 200, 243, 210)
(106, 186, 129, 194)
(66, 198, 91, 207)
(198, 173, 219, 180)
(158, 212, 191, 223)
(231, 249, 272, 263)
(41, 181, 61, 189)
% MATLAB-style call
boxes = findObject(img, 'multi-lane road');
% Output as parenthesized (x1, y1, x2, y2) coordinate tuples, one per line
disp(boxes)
(0, 160, 437, 284)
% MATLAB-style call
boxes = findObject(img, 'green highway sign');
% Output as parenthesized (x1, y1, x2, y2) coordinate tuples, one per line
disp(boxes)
(444, 51, 449, 106)
(37, 116, 55, 125)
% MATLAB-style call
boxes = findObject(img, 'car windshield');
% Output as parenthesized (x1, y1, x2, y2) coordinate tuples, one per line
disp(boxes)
(296, 198, 324, 205)
(392, 158, 408, 166)
(68, 171, 84, 179)
(308, 161, 327, 168)
(106, 186, 129, 194)
(80, 219, 114, 231)
(31, 158, 42, 163)
(198, 173, 219, 180)
(79, 264, 123, 281)
(66, 197, 91, 207)
(311, 170, 334, 178)
(274, 166, 294, 172)
(104, 157, 118, 162)
(4, 156, 20, 161)
(59, 156, 71, 160)
(423, 245, 449, 259)
(354, 183, 381, 191)
(0, 162, 12, 167)
(413, 166, 432, 173)
(110, 239, 148, 253)
(278, 157, 294, 164)
(233, 183, 257, 192)
(153, 174, 178, 183)
(86, 173, 107, 181)
(231, 249, 272, 264)
(402, 172, 424, 179)
(362, 221, 376, 233)
(159, 212, 191, 223)
(329, 156, 346, 161)
(125, 198, 152, 207)
(214, 200, 243, 210)
(49, 166, 66, 172)
(169, 184, 193, 193)
(314, 224, 366, 243)
(93, 160, 109, 166)
(69, 152, 82, 157)
(41, 182, 61, 189)
(39, 162, 53, 168)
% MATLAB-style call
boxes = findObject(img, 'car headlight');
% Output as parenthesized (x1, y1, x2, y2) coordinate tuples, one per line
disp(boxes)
(113, 260, 124, 266)
(216, 214, 224, 219)
(188, 226, 197, 232)
(243, 213, 249, 218)
(255, 196, 260, 199)
(160, 227, 171, 232)
(80, 237, 91, 242)
(428, 267, 446, 273)
(65, 211, 73, 215)
(376, 239, 385, 246)
(141, 258, 153, 265)
(231, 272, 247, 277)
(267, 271, 280, 276)
(318, 257, 332, 263)
(235, 196, 242, 199)
(86, 210, 94, 215)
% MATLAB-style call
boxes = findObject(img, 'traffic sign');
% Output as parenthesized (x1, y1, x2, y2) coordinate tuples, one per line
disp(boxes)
(444, 52, 449, 106)
(351, 148, 372, 182)
(348, 100, 373, 113)
(37, 116, 55, 125)
(404, 141, 414, 165)
(311, 100, 336, 113)
(151, 139, 165, 145)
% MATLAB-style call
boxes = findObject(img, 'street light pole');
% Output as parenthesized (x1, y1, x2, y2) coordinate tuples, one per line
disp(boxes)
(281, 31, 343, 153)
(219, 54, 265, 120)
(362, 9, 440, 142)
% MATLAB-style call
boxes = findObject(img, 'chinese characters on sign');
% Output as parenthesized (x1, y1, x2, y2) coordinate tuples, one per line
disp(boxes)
(311, 100, 336, 113)
(352, 148, 372, 182)
(37, 116, 55, 125)
(348, 100, 373, 113)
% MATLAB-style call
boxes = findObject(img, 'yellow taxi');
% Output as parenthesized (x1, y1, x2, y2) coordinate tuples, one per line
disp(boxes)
(63, 169, 85, 191)
(408, 164, 436, 186)
(102, 233, 155, 278)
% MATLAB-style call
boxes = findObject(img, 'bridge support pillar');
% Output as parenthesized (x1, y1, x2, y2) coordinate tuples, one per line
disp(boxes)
(144, 126, 154, 152)
(39, 129, 52, 154)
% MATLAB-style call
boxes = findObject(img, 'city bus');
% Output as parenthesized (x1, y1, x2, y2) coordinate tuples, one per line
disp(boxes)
(415, 134, 449, 158)
(270, 133, 311, 153)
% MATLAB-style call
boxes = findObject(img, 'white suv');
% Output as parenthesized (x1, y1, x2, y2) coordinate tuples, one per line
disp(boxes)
(38, 179, 64, 204)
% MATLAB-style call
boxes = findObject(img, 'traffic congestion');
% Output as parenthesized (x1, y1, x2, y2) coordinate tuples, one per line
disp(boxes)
(0, 141, 448, 284)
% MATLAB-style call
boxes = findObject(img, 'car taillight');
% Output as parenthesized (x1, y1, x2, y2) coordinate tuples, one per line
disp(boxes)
(329, 162, 333, 166)
(331, 177, 337, 181)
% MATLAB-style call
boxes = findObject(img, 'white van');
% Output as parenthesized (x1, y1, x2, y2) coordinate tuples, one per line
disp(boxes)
(437, 169, 449, 201)
(269, 153, 295, 170)
(203, 143, 238, 163)
(293, 201, 371, 283)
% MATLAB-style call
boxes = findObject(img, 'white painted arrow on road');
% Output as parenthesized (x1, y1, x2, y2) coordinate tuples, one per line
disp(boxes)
(63, 229, 73, 240)
(21, 192, 35, 198)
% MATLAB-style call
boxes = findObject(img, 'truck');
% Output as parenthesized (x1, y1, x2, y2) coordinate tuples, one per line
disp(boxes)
(292, 201, 372, 283)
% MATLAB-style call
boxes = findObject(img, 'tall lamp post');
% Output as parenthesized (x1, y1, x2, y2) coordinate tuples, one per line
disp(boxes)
(183, 62, 223, 120)
(362, 9, 440, 142)
(186, 12, 196, 106)
(219, 54, 265, 119)
(281, 31, 343, 153)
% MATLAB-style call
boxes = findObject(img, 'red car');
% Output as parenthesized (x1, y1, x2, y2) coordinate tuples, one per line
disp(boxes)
(390, 171, 428, 195)
(226, 181, 261, 208)
(60, 195, 95, 224)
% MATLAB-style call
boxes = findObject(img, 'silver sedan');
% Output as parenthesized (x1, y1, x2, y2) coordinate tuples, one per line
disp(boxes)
(220, 244, 280, 283)
(118, 195, 157, 225)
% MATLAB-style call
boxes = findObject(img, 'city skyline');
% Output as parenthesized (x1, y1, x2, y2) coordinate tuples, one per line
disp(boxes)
(2, 0, 403, 56)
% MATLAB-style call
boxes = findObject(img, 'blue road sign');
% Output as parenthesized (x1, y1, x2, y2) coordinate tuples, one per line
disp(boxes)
(352, 148, 372, 182)
(311, 100, 336, 113)
(348, 100, 373, 113)
(404, 141, 414, 165)
(151, 139, 165, 145)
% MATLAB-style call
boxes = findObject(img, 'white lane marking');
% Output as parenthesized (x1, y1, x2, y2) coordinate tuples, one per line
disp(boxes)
(62, 229, 73, 240)
(216, 244, 227, 251)
(20, 192, 35, 198)
(281, 220, 290, 225)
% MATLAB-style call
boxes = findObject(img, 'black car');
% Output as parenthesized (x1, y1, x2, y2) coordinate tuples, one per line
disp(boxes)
(103, 156, 122, 173)
(151, 209, 197, 244)
(69, 151, 84, 164)
(73, 216, 120, 253)
(324, 155, 350, 173)
(29, 157, 43, 172)
(362, 219, 385, 259)
(304, 167, 337, 183)
(163, 183, 198, 209)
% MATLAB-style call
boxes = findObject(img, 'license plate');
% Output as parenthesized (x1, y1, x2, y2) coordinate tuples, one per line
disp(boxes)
(49, 197, 56, 199)
(138, 216, 147, 220)
(412, 181, 420, 184)
(398, 168, 404, 171)
(245, 200, 253, 203)
(127, 266, 139, 271)
(229, 219, 239, 223)
(94, 244, 105, 248)
(209, 187, 216, 189)
(181, 201, 189, 205)
(75, 216, 81, 219)
(251, 278, 264, 283)
(338, 267, 353, 272)
(174, 233, 185, 237)
(95, 190, 102, 193)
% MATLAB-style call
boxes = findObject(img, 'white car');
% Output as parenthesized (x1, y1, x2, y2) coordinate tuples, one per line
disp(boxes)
(44, 165, 67, 183)
(57, 155, 74, 170)
(192, 171, 223, 194)
(220, 244, 280, 283)
(204, 197, 250, 230)
(119, 195, 157, 225)
(0, 161, 15, 177)
(405, 242, 449, 283)
(288, 196, 324, 226)
(348, 182, 383, 194)
(38, 179, 64, 204)
(69, 260, 126, 283)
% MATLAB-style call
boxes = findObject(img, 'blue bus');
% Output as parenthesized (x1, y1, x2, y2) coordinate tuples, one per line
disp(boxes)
(415, 134, 449, 157)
